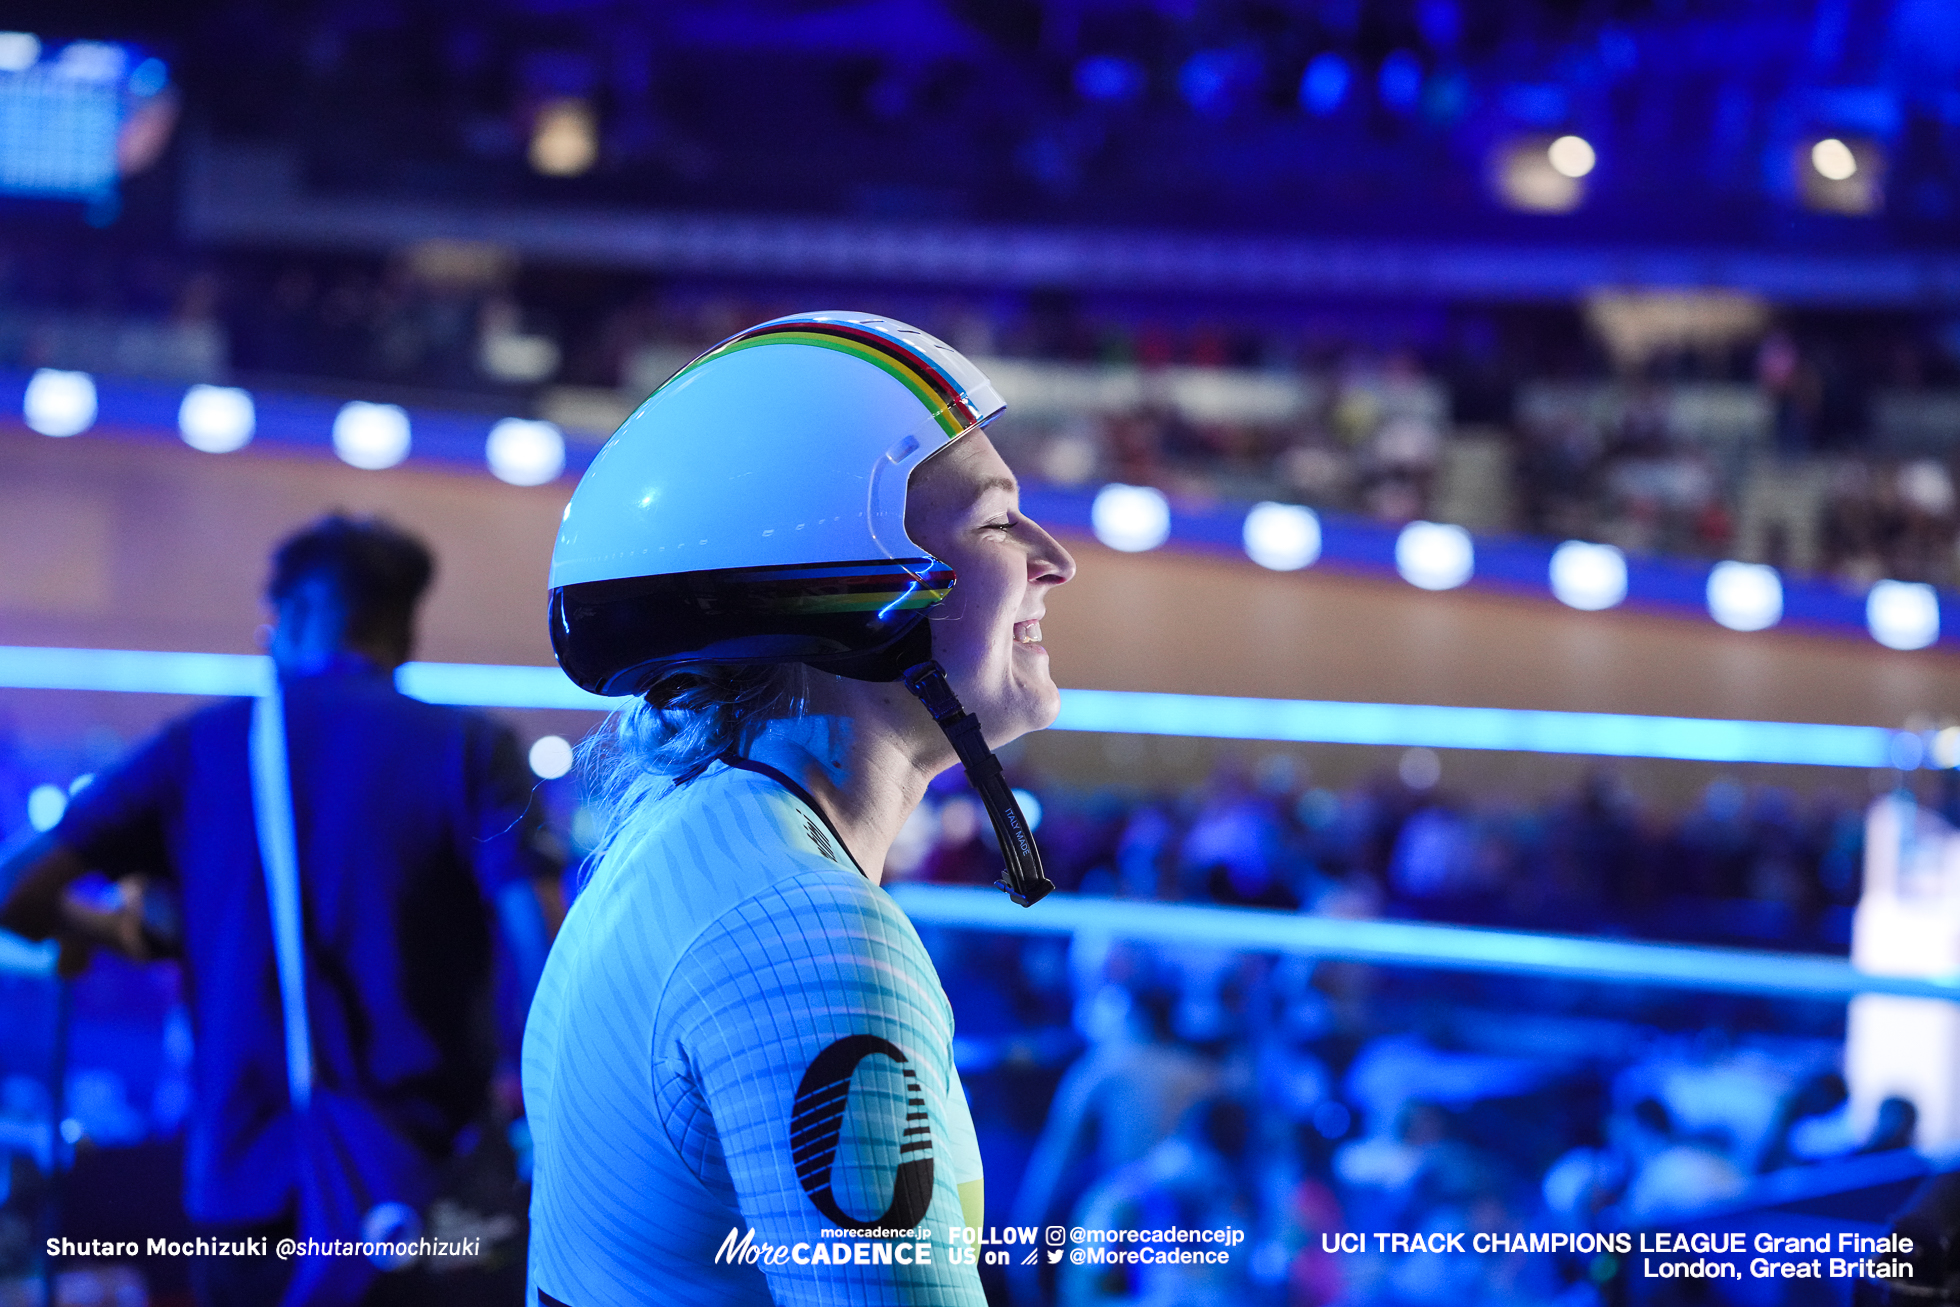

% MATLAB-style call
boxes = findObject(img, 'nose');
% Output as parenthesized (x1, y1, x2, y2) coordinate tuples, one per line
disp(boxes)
(1027, 518, 1076, 588)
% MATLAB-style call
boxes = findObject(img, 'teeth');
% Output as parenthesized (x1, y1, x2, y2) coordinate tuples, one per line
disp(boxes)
(1017, 621, 1043, 644)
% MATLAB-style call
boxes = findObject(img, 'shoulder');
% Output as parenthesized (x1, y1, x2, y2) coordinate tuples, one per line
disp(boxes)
(695, 866, 917, 959)
(125, 698, 241, 770)
(287, 673, 492, 727)
(182, 695, 251, 736)
(663, 868, 946, 1037)
(389, 690, 508, 744)
(309, 678, 520, 759)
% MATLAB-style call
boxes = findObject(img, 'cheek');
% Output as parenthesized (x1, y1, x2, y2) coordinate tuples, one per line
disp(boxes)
(932, 558, 1017, 657)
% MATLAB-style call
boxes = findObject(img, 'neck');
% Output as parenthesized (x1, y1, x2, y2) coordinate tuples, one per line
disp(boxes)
(272, 645, 402, 678)
(742, 674, 952, 883)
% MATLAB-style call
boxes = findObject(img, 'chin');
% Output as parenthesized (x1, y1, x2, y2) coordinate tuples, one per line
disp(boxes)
(974, 688, 1060, 750)
(1025, 683, 1063, 732)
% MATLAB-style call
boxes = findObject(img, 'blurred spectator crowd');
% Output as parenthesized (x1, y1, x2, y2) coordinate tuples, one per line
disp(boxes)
(907, 759, 1870, 955)
(0, 759, 1908, 1306)
(0, 716, 1916, 1306)
(2, 899, 1907, 1306)
(916, 912, 1904, 1305)
(10, 231, 1960, 591)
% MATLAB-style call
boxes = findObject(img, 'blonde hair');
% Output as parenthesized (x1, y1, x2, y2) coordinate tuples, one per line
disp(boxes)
(575, 662, 810, 856)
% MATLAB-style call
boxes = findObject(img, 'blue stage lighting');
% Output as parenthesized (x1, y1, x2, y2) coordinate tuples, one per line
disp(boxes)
(1378, 50, 1423, 112)
(1178, 50, 1244, 116)
(1074, 55, 1144, 104)
(1300, 53, 1350, 115)
(0, 930, 56, 979)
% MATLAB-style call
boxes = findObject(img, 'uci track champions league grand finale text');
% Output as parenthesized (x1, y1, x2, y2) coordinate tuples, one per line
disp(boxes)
(1319, 1228, 1918, 1287)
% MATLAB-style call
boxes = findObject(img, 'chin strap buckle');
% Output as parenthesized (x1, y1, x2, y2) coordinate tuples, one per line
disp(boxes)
(901, 660, 1053, 908)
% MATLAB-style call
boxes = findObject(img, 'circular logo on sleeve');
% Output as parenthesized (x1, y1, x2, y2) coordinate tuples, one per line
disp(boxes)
(790, 1034, 933, 1231)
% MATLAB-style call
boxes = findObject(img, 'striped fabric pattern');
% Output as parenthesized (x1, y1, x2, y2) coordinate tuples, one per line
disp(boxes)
(523, 763, 985, 1307)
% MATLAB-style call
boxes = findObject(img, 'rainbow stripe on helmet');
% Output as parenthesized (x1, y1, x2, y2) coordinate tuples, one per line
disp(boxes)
(667, 319, 988, 440)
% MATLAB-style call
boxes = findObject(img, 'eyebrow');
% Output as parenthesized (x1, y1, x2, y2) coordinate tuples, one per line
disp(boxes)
(971, 474, 1019, 502)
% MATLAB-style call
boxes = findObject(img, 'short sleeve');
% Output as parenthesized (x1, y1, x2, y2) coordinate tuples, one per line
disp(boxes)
(55, 719, 186, 883)
(458, 713, 553, 901)
(656, 874, 986, 1307)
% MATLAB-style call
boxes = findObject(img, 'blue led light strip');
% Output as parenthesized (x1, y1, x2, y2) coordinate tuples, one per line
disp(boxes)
(891, 884, 1959, 1004)
(1052, 688, 1899, 768)
(0, 646, 1905, 767)
(0, 646, 272, 697)
(0, 647, 619, 710)
(391, 661, 619, 711)
(0, 646, 1932, 992)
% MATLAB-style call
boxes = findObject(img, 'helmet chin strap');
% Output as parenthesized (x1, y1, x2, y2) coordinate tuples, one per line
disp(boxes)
(900, 660, 1053, 907)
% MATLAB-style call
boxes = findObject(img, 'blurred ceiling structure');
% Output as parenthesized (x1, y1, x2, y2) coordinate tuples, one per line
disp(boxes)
(12, 0, 1960, 298)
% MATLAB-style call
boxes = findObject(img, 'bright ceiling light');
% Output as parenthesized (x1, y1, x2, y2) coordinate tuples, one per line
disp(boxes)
(1706, 561, 1782, 632)
(1092, 483, 1171, 552)
(27, 783, 65, 832)
(1243, 502, 1322, 571)
(1395, 521, 1474, 591)
(56, 42, 125, 83)
(177, 384, 254, 453)
(529, 734, 575, 780)
(332, 401, 411, 470)
(485, 418, 566, 486)
(1799, 136, 1881, 214)
(1493, 136, 1585, 212)
(1811, 138, 1857, 182)
(1549, 540, 1627, 611)
(1547, 134, 1596, 178)
(23, 368, 96, 436)
(530, 98, 597, 177)
(1011, 788, 1043, 831)
(0, 32, 40, 72)
(1868, 580, 1939, 651)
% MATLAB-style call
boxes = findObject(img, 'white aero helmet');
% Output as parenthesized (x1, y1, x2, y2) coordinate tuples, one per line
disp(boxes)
(549, 310, 1002, 693)
(549, 310, 1051, 904)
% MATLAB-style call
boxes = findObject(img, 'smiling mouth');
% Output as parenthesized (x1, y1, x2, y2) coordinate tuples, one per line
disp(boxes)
(1014, 619, 1044, 646)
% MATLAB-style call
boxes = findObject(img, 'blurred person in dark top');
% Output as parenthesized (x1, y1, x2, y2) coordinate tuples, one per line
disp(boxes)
(1055, 1097, 1257, 1307)
(0, 514, 556, 1307)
